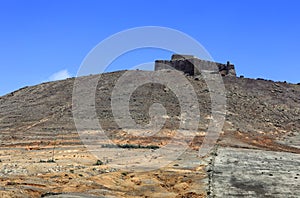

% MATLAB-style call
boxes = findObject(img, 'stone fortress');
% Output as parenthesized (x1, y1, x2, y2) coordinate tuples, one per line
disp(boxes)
(155, 54, 236, 77)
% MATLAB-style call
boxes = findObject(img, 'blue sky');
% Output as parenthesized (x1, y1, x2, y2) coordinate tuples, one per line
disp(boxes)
(0, 0, 299, 96)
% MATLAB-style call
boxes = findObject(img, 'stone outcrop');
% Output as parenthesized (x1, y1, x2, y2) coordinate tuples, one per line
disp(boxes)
(155, 54, 236, 76)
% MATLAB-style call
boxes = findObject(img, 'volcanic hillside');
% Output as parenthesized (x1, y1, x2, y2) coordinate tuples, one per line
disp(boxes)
(0, 70, 299, 197)
(0, 70, 299, 150)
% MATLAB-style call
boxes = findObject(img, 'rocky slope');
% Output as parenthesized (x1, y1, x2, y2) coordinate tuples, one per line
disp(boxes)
(0, 70, 299, 197)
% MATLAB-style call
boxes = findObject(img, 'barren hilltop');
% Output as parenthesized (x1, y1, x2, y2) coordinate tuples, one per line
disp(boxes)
(0, 68, 299, 197)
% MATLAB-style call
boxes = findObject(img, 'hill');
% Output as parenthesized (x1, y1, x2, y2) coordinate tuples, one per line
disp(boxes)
(0, 70, 299, 197)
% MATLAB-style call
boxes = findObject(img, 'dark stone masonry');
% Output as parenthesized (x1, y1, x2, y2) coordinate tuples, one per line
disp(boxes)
(155, 54, 236, 77)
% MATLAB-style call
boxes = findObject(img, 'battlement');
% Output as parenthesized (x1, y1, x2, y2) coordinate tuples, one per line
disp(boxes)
(155, 54, 236, 77)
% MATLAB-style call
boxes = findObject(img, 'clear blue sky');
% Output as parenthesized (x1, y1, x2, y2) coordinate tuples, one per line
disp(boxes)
(0, 0, 299, 96)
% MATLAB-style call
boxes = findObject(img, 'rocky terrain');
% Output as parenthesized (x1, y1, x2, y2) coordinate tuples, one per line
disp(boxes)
(0, 70, 299, 197)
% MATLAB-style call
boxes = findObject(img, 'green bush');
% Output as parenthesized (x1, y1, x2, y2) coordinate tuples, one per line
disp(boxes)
(94, 160, 103, 166)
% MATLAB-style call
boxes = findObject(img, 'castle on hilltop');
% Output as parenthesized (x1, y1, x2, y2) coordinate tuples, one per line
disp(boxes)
(155, 54, 236, 77)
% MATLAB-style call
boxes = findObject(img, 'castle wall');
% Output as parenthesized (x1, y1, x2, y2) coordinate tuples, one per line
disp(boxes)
(155, 56, 236, 77)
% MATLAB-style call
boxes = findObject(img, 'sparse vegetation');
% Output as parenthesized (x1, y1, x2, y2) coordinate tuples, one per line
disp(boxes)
(41, 192, 62, 197)
(94, 159, 104, 166)
(39, 159, 55, 163)
(101, 144, 159, 150)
